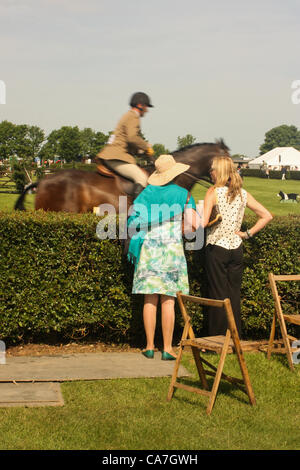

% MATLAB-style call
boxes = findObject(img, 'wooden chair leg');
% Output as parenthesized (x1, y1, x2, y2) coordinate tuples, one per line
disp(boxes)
(206, 329, 231, 415)
(224, 299, 256, 406)
(267, 314, 276, 360)
(277, 314, 295, 371)
(192, 346, 209, 390)
(284, 336, 295, 372)
(167, 345, 184, 401)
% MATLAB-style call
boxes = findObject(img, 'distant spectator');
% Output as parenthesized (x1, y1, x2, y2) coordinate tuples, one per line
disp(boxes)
(281, 166, 287, 180)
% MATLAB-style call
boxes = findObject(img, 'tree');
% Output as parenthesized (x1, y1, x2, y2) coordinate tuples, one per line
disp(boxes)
(58, 126, 82, 163)
(0, 120, 45, 164)
(39, 129, 61, 162)
(152, 143, 170, 158)
(177, 134, 196, 149)
(0, 120, 16, 160)
(11, 161, 27, 193)
(39, 127, 109, 163)
(39, 126, 82, 163)
(260, 125, 300, 154)
(27, 126, 45, 161)
(12, 124, 32, 159)
(93, 131, 109, 157)
(80, 128, 108, 160)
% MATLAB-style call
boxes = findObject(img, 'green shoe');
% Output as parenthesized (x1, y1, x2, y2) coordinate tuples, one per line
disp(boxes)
(161, 351, 176, 361)
(142, 350, 154, 359)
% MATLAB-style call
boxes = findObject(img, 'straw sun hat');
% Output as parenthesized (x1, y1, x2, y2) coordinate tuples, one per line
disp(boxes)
(147, 154, 190, 186)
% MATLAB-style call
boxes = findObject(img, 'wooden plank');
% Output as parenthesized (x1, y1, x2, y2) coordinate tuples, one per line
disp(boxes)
(284, 315, 300, 325)
(272, 275, 300, 281)
(183, 337, 268, 353)
(179, 293, 225, 308)
(173, 382, 211, 397)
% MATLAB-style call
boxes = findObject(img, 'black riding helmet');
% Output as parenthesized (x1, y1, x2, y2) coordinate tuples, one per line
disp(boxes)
(129, 92, 154, 108)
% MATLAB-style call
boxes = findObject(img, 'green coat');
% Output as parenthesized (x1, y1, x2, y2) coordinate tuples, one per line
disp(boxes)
(97, 109, 149, 164)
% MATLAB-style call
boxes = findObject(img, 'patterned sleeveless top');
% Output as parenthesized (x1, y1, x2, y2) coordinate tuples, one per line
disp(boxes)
(206, 186, 247, 250)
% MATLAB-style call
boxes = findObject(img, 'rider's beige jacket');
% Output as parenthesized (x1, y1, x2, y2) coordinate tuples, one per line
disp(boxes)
(97, 109, 149, 164)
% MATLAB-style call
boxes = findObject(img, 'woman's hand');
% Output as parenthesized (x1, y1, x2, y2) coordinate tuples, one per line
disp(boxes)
(236, 230, 248, 239)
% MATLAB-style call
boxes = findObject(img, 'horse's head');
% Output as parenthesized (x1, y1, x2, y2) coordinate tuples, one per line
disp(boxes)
(171, 139, 230, 189)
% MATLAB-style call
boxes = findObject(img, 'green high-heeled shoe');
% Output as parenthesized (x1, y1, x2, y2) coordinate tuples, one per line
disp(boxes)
(161, 351, 176, 361)
(142, 349, 154, 359)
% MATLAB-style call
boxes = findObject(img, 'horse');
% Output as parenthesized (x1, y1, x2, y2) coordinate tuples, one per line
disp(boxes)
(14, 140, 230, 213)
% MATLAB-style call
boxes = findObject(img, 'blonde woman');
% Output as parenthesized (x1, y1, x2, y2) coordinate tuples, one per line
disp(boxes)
(202, 156, 272, 337)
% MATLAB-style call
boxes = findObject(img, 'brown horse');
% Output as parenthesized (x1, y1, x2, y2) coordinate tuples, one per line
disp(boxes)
(14, 140, 229, 213)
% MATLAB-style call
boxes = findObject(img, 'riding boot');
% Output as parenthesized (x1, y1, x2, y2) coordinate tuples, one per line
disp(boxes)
(132, 183, 145, 200)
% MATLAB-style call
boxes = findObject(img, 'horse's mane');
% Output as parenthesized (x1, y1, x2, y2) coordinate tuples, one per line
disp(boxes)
(142, 139, 229, 173)
(172, 139, 229, 154)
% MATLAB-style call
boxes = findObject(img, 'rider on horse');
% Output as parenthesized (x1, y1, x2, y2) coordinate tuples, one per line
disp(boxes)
(97, 92, 155, 199)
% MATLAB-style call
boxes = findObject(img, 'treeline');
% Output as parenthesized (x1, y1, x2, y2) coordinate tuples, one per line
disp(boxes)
(0, 120, 109, 163)
(1, 119, 300, 165)
(0, 120, 177, 164)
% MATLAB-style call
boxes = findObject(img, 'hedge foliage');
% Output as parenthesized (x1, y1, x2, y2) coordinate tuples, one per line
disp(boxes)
(0, 211, 299, 345)
(241, 168, 300, 180)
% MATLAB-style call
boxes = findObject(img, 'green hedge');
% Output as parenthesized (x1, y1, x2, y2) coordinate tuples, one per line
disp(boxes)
(0, 211, 299, 345)
(48, 162, 98, 172)
(0, 211, 136, 345)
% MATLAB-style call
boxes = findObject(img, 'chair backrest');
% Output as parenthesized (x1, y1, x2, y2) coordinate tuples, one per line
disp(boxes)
(177, 292, 240, 341)
(268, 273, 300, 319)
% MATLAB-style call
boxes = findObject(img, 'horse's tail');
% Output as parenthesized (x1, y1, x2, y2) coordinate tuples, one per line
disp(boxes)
(14, 182, 38, 211)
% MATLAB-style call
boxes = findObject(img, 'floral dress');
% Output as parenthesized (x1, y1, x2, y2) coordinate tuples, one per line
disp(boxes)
(132, 217, 189, 297)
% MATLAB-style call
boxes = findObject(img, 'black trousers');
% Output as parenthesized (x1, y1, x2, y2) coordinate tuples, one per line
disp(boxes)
(205, 244, 243, 337)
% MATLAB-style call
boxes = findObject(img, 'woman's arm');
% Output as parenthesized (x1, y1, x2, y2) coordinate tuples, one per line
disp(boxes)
(236, 192, 273, 239)
(184, 208, 201, 232)
(202, 187, 216, 228)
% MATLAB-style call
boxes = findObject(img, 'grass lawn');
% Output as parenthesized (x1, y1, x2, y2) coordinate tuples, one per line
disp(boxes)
(191, 177, 300, 217)
(0, 177, 34, 212)
(0, 352, 298, 450)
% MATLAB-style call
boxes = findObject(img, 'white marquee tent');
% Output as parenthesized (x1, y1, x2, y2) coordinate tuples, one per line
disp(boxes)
(249, 147, 300, 170)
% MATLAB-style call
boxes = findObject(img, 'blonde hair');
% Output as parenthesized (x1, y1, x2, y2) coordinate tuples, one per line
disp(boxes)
(211, 156, 243, 202)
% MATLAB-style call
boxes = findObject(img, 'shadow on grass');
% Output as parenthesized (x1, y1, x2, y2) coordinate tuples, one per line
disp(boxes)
(169, 373, 251, 409)
(259, 350, 300, 373)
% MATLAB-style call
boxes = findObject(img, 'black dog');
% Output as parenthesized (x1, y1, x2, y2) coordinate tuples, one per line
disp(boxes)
(277, 190, 299, 202)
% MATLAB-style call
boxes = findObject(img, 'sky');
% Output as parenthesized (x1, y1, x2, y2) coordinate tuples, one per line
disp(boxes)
(0, 0, 299, 157)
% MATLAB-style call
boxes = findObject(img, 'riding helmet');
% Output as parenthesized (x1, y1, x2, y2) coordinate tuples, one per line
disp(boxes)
(129, 92, 154, 108)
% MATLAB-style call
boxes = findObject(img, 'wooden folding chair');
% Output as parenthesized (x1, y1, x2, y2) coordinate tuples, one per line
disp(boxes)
(167, 292, 256, 415)
(267, 273, 300, 371)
